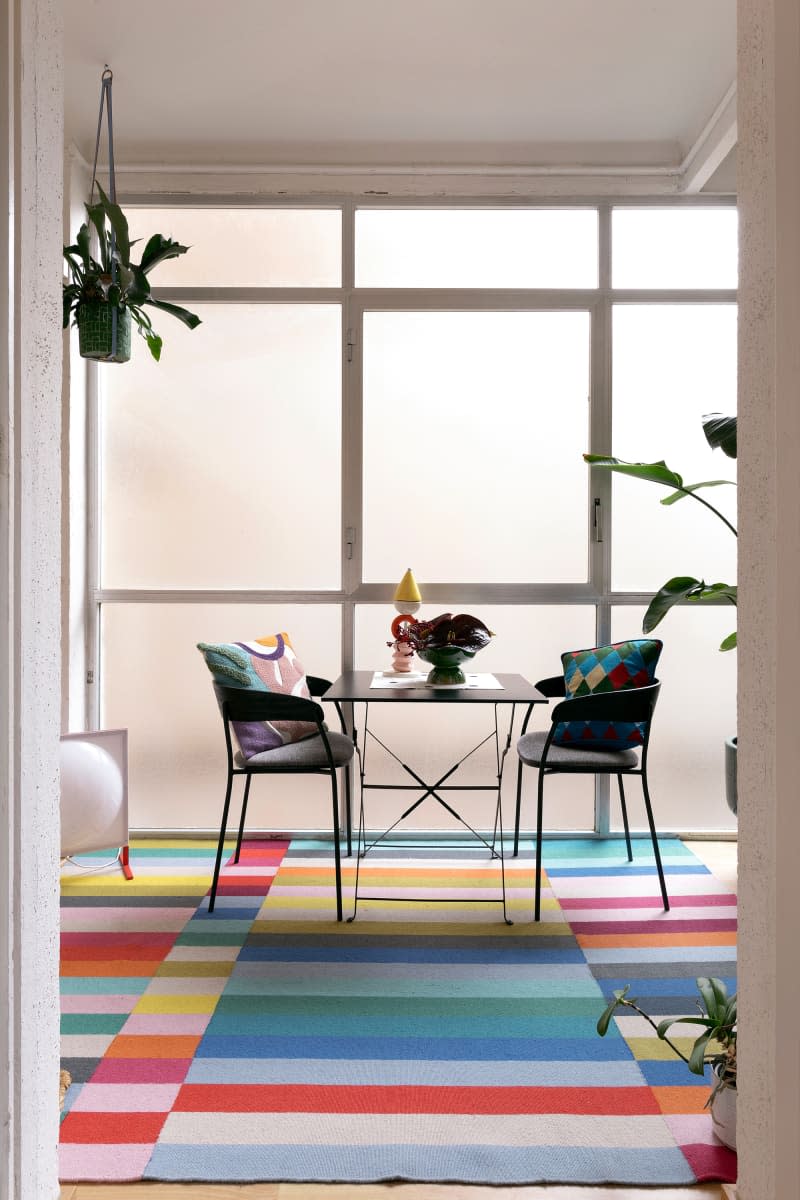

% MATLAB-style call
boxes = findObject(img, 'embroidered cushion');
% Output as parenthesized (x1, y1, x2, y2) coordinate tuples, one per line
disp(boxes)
(553, 638, 662, 751)
(197, 633, 317, 759)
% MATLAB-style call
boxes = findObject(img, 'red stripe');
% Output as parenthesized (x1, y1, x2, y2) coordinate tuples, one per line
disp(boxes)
(562, 894, 735, 909)
(569, 919, 736, 934)
(59, 1111, 168, 1144)
(61, 932, 178, 947)
(91, 1057, 192, 1083)
(61, 944, 178, 961)
(173, 1083, 660, 1116)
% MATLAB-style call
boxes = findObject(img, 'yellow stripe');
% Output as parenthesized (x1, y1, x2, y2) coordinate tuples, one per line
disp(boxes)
(134, 994, 218, 1014)
(626, 1036, 699, 1061)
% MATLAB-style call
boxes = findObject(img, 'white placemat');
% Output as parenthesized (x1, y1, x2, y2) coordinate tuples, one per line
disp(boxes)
(370, 671, 503, 690)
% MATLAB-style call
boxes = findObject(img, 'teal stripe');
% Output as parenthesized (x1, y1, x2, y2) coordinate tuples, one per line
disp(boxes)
(222, 976, 603, 999)
(60, 976, 151, 994)
(60, 1013, 128, 1035)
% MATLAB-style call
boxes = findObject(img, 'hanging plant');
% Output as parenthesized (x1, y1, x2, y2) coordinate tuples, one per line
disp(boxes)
(62, 67, 200, 362)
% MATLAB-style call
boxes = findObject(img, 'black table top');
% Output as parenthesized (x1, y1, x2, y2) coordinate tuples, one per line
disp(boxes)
(322, 670, 547, 705)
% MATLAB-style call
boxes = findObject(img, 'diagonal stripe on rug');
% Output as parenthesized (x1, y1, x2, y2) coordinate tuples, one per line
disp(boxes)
(59, 836, 737, 1186)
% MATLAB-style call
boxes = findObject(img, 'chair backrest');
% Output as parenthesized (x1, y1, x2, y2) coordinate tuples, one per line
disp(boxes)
(548, 680, 661, 757)
(212, 682, 327, 766)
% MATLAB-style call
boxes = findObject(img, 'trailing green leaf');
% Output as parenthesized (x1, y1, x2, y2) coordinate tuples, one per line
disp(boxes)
(702, 413, 738, 459)
(661, 480, 735, 506)
(583, 455, 684, 489)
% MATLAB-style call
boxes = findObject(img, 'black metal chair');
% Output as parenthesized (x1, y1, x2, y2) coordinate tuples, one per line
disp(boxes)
(513, 676, 669, 920)
(208, 678, 355, 920)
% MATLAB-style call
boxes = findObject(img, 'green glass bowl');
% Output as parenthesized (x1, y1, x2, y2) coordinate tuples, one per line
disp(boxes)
(416, 644, 477, 687)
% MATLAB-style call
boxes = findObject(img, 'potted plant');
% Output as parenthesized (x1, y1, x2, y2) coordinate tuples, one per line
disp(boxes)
(597, 975, 737, 1150)
(585, 413, 738, 812)
(405, 613, 494, 686)
(63, 182, 200, 363)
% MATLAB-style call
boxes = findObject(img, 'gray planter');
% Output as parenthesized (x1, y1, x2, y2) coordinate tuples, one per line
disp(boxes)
(725, 735, 737, 815)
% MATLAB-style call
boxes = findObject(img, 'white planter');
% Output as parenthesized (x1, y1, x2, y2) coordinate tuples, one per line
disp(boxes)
(710, 1072, 737, 1150)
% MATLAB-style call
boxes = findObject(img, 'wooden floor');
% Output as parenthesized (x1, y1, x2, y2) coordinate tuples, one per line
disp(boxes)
(59, 841, 738, 1200)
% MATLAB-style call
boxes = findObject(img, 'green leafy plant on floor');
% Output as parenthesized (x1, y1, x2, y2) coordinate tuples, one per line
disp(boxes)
(597, 975, 737, 1103)
(63, 182, 201, 361)
(585, 413, 738, 651)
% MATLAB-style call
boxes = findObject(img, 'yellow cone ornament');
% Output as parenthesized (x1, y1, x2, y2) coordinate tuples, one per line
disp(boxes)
(393, 567, 422, 614)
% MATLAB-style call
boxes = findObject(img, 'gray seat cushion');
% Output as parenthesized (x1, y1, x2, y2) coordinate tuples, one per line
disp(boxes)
(517, 730, 639, 769)
(236, 729, 355, 769)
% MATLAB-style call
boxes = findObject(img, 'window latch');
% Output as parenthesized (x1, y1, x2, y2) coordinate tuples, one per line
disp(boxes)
(593, 498, 603, 543)
(345, 527, 356, 560)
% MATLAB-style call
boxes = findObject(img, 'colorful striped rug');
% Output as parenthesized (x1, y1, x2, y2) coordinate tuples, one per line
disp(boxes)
(59, 836, 737, 1185)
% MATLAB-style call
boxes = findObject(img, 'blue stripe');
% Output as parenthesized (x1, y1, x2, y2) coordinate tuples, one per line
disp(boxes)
(638, 1060, 714, 1086)
(193, 1032, 627, 1060)
(143, 1143, 696, 1185)
(203, 1012, 610, 1038)
(238, 944, 586, 963)
(185, 1056, 645, 1086)
(599, 976, 737, 997)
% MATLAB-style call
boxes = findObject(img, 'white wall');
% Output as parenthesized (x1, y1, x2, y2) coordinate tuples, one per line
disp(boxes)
(0, 1, 64, 1198)
(737, 0, 800, 1196)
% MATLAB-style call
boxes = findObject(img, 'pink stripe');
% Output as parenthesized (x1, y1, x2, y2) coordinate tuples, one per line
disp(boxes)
(91, 1058, 191, 1083)
(59, 1143, 154, 1182)
(61, 994, 139, 1014)
(570, 919, 737, 933)
(70, 1083, 180, 1113)
(121, 1014, 211, 1036)
(563, 894, 736, 909)
(666, 1113, 723, 1147)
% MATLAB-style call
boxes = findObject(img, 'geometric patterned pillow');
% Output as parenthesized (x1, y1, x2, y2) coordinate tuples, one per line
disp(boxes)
(553, 638, 663, 751)
(197, 632, 317, 759)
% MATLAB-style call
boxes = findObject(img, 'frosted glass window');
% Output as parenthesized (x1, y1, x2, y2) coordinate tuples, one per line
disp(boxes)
(611, 304, 737, 592)
(611, 607, 736, 832)
(101, 603, 342, 831)
(362, 311, 591, 583)
(124, 208, 341, 287)
(355, 604, 596, 834)
(100, 304, 341, 590)
(356, 209, 598, 288)
(612, 208, 738, 289)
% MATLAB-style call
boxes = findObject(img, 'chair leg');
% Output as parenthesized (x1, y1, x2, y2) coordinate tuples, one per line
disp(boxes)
(534, 767, 545, 921)
(234, 773, 252, 864)
(343, 763, 353, 857)
(618, 775, 633, 862)
(641, 771, 670, 911)
(513, 758, 524, 857)
(209, 772, 234, 914)
(330, 772, 343, 922)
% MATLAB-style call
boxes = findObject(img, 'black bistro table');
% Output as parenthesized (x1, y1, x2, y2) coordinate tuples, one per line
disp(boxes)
(322, 670, 547, 922)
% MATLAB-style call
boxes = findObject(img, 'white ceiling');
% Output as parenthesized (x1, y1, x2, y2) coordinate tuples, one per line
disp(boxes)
(64, 0, 736, 180)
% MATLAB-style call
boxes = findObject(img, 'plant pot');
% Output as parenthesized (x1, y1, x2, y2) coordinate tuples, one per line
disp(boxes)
(710, 1068, 737, 1150)
(725, 735, 737, 816)
(416, 645, 477, 687)
(77, 301, 131, 363)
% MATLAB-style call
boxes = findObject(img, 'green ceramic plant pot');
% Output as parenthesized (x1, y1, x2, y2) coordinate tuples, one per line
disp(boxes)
(416, 645, 477, 687)
(77, 301, 131, 363)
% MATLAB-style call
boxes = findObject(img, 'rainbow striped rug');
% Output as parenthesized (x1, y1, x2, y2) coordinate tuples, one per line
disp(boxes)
(59, 837, 737, 1185)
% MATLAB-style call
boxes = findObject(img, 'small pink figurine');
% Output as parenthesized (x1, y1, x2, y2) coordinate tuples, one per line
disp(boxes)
(388, 613, 416, 672)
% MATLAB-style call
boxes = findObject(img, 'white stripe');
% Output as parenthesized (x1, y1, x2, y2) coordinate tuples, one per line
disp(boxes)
(159, 1111, 679, 1149)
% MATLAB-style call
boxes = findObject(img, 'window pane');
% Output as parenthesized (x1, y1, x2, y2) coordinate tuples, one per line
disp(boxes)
(125, 208, 342, 287)
(356, 209, 598, 288)
(611, 606, 736, 832)
(100, 603, 342, 831)
(355, 604, 596, 833)
(612, 208, 738, 288)
(100, 304, 341, 589)
(362, 311, 591, 583)
(611, 304, 737, 591)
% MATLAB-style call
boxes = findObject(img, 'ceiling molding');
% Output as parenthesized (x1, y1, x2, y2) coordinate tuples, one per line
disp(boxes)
(679, 81, 737, 193)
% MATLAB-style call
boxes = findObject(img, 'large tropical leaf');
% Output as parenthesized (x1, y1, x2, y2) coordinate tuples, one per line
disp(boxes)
(702, 413, 738, 459)
(95, 183, 131, 267)
(661, 480, 735, 506)
(642, 578, 737, 634)
(139, 233, 190, 275)
(143, 296, 201, 330)
(583, 454, 684, 490)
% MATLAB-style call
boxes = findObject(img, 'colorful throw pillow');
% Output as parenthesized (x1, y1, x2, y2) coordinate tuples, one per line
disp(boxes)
(553, 638, 662, 751)
(197, 633, 317, 758)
